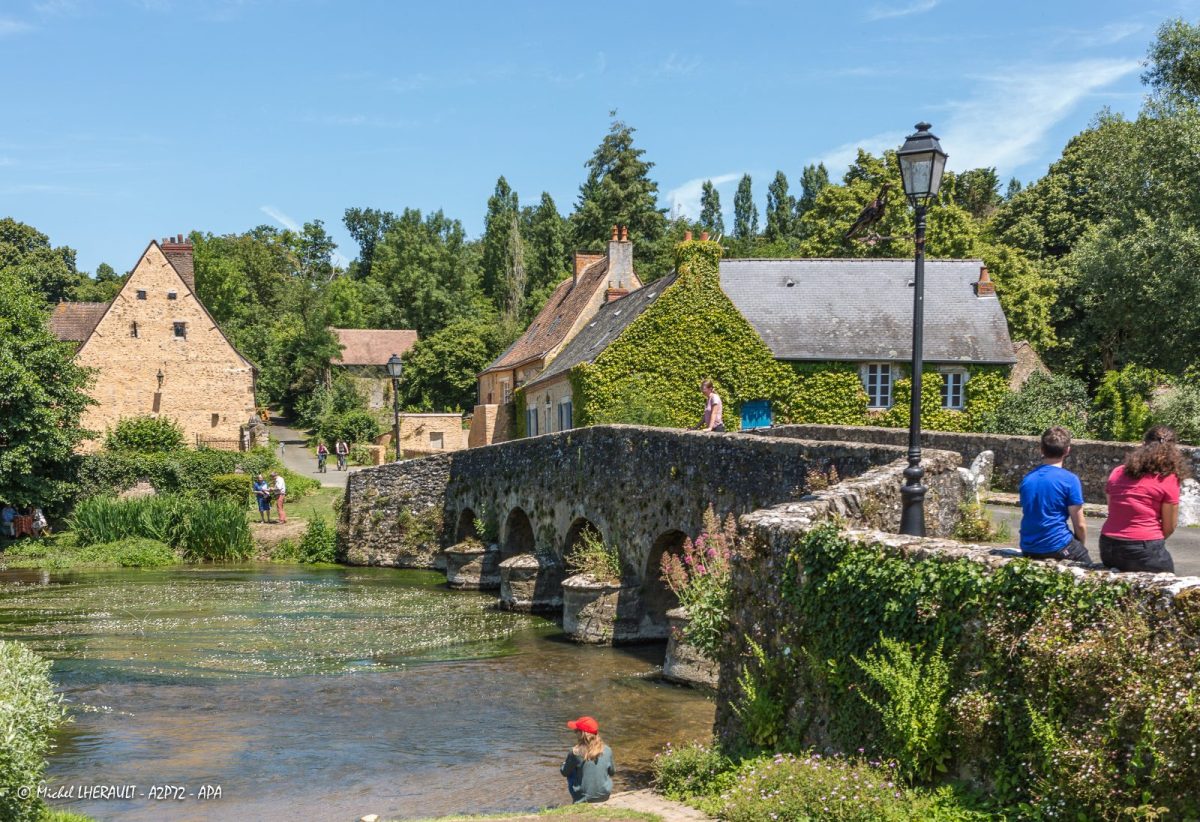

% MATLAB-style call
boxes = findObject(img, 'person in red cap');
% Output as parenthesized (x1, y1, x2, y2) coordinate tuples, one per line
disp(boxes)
(560, 716, 614, 804)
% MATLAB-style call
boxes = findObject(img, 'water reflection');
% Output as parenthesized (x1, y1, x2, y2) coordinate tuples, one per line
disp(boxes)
(0, 565, 714, 821)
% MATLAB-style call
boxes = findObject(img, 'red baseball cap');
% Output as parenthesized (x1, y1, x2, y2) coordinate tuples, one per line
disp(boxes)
(567, 716, 599, 734)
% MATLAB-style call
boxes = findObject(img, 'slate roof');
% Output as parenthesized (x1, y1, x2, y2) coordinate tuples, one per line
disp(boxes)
(719, 258, 1016, 364)
(524, 271, 679, 390)
(48, 302, 109, 343)
(481, 257, 611, 375)
(331, 328, 419, 366)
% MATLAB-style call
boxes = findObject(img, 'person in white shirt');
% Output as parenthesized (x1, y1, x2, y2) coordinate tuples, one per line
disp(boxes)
(271, 471, 288, 524)
(701, 379, 726, 433)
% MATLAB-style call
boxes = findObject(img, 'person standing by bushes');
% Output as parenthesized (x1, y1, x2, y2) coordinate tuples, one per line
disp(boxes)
(335, 439, 349, 471)
(1100, 426, 1189, 573)
(271, 471, 287, 524)
(253, 474, 273, 524)
(1019, 427, 1091, 563)
(560, 716, 614, 804)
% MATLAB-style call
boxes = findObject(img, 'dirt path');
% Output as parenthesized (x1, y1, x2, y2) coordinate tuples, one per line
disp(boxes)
(270, 417, 361, 489)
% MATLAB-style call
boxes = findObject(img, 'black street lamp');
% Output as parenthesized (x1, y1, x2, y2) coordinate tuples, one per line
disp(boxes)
(896, 122, 948, 537)
(385, 353, 404, 462)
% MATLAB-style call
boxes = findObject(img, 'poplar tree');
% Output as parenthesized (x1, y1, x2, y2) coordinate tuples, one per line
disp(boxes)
(525, 192, 568, 295)
(764, 171, 795, 241)
(796, 163, 830, 220)
(733, 174, 758, 240)
(481, 176, 520, 312)
(699, 180, 725, 235)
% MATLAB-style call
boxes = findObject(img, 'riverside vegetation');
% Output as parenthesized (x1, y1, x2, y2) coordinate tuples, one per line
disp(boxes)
(657, 523, 1200, 820)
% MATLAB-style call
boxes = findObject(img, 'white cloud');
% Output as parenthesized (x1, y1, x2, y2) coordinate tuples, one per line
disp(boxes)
(666, 173, 743, 221)
(658, 53, 701, 76)
(816, 131, 907, 176)
(864, 0, 938, 22)
(260, 205, 300, 232)
(938, 58, 1140, 171)
(0, 17, 32, 35)
(1068, 21, 1144, 47)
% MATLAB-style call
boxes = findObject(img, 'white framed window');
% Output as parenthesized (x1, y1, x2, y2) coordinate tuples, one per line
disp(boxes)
(557, 398, 573, 432)
(525, 407, 539, 437)
(941, 370, 968, 410)
(861, 364, 893, 409)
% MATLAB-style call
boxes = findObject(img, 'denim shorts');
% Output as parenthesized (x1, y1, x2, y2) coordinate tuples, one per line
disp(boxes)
(1099, 534, 1175, 574)
(1023, 537, 1092, 564)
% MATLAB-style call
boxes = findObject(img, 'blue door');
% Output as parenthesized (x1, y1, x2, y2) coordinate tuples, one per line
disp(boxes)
(740, 400, 772, 430)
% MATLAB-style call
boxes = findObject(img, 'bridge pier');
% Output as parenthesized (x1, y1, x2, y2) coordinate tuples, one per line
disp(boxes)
(444, 541, 501, 590)
(561, 574, 669, 644)
(498, 554, 565, 613)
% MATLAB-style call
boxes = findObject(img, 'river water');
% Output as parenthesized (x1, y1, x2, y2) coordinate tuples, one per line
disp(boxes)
(0, 564, 714, 821)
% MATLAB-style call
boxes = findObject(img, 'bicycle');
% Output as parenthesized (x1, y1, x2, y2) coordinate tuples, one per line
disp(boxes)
(317, 453, 327, 474)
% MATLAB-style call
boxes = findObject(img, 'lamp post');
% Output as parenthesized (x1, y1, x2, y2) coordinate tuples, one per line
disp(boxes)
(895, 122, 948, 537)
(385, 353, 404, 462)
(156, 369, 164, 391)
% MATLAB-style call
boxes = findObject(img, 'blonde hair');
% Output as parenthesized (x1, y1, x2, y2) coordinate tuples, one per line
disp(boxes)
(576, 730, 605, 761)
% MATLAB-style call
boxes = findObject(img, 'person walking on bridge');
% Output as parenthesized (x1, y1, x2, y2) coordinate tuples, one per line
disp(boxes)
(700, 379, 725, 433)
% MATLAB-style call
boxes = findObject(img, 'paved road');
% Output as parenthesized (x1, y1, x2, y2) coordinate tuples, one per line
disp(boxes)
(987, 504, 1200, 578)
(269, 419, 359, 489)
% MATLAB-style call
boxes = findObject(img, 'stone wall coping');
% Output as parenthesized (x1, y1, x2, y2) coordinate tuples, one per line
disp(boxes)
(444, 540, 491, 556)
(561, 573, 623, 591)
(499, 554, 553, 569)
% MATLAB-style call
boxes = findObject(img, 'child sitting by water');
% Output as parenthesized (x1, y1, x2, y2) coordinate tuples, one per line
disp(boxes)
(560, 716, 613, 804)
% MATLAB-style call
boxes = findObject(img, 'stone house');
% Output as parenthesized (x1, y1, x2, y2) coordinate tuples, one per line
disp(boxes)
(329, 328, 419, 409)
(395, 412, 469, 457)
(49, 235, 257, 452)
(471, 226, 641, 446)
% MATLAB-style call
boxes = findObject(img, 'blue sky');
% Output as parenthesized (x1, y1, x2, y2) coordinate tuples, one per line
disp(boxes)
(2, 0, 1195, 273)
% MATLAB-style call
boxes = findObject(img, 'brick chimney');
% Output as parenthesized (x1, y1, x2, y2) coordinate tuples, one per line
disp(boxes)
(160, 233, 195, 293)
(605, 279, 630, 303)
(974, 265, 996, 297)
(607, 223, 634, 286)
(572, 250, 605, 286)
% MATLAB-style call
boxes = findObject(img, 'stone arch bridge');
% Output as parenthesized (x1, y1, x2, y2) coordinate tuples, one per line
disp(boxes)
(339, 425, 966, 643)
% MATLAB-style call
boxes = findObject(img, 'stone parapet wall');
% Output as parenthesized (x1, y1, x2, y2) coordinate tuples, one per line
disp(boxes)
(340, 453, 452, 569)
(770, 423, 1200, 503)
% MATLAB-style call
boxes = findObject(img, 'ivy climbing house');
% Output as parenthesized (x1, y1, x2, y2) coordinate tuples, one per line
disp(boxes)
(473, 226, 641, 445)
(517, 233, 796, 434)
(719, 259, 1020, 432)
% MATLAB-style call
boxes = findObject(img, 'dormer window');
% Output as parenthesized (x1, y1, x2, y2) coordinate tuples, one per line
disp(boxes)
(136, 290, 147, 300)
(167, 291, 177, 300)
(173, 322, 187, 339)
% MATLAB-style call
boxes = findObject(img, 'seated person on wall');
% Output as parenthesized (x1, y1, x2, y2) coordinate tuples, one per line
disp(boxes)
(1019, 426, 1092, 563)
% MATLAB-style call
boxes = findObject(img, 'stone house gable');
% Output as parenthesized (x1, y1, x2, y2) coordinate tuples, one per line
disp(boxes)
(72, 240, 256, 451)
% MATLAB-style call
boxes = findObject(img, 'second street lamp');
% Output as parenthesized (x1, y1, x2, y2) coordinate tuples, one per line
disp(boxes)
(895, 122, 948, 537)
(385, 353, 404, 462)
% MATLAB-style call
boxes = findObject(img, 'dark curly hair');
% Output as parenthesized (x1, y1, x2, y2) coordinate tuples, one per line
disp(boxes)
(1123, 426, 1193, 481)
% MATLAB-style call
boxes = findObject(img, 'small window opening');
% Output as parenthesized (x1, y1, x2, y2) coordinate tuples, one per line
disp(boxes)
(130, 321, 139, 338)
(136, 290, 147, 300)
(167, 291, 177, 300)
(173, 322, 187, 339)
(211, 413, 220, 427)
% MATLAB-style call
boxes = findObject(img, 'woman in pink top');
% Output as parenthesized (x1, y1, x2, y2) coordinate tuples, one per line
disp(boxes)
(1100, 426, 1189, 573)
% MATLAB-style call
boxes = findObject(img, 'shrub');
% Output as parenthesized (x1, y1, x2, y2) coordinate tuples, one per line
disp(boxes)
(952, 501, 1010, 543)
(653, 741, 734, 804)
(316, 409, 381, 446)
(104, 415, 185, 452)
(981, 372, 1090, 436)
(660, 505, 735, 660)
(278, 468, 319, 498)
(69, 495, 252, 562)
(209, 473, 252, 505)
(1151, 382, 1200, 444)
(74, 537, 178, 568)
(73, 446, 277, 500)
(565, 526, 622, 583)
(1090, 365, 1165, 442)
(0, 641, 68, 822)
(297, 518, 337, 564)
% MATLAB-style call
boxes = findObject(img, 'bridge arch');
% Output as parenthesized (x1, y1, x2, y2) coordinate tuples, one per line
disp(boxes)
(454, 508, 478, 542)
(563, 517, 604, 568)
(642, 530, 688, 629)
(502, 507, 536, 559)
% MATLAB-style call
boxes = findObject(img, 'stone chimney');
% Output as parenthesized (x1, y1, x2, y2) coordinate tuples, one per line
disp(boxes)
(605, 279, 629, 303)
(160, 233, 195, 293)
(607, 224, 634, 286)
(974, 265, 996, 297)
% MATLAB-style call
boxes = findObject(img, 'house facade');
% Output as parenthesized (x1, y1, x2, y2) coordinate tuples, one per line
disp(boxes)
(329, 327, 419, 409)
(470, 226, 641, 446)
(49, 236, 257, 452)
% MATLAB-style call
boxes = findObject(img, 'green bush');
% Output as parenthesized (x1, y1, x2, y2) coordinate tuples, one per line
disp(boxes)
(316, 410, 381, 446)
(565, 526, 622, 583)
(297, 518, 337, 563)
(209, 473, 252, 505)
(0, 641, 68, 822)
(1090, 364, 1165, 441)
(73, 446, 277, 500)
(653, 741, 734, 805)
(981, 371, 1090, 436)
(659, 506, 735, 661)
(74, 537, 177, 568)
(278, 468, 319, 498)
(104, 415, 185, 452)
(1151, 382, 1200, 444)
(69, 495, 252, 562)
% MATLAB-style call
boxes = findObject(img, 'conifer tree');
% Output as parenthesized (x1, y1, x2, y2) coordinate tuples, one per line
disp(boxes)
(733, 174, 758, 240)
(795, 163, 830, 220)
(525, 192, 568, 293)
(482, 176, 520, 312)
(699, 180, 725, 235)
(765, 171, 795, 241)
(572, 114, 666, 251)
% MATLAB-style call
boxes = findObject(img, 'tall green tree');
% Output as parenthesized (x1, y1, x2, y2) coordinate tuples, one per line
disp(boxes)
(699, 180, 725, 235)
(342, 207, 396, 280)
(525, 192, 568, 296)
(795, 163, 830, 222)
(571, 114, 666, 264)
(733, 174, 758, 241)
(1143, 18, 1200, 104)
(398, 318, 510, 412)
(481, 176, 522, 315)
(764, 171, 795, 241)
(951, 167, 1002, 220)
(0, 218, 80, 303)
(0, 269, 94, 508)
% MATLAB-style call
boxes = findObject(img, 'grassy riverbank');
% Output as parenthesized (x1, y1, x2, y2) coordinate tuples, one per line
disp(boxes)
(408, 806, 662, 822)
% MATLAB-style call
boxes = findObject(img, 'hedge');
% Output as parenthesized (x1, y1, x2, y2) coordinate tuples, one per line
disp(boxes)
(0, 641, 67, 822)
(73, 447, 277, 500)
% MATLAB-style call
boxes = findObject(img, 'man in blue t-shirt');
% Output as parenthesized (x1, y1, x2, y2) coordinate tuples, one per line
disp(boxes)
(1018, 426, 1092, 563)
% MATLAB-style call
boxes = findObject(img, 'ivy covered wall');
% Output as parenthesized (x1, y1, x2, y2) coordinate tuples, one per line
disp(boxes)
(570, 238, 798, 430)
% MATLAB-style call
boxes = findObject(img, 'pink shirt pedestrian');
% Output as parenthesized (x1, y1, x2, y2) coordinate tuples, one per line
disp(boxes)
(1101, 465, 1180, 541)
